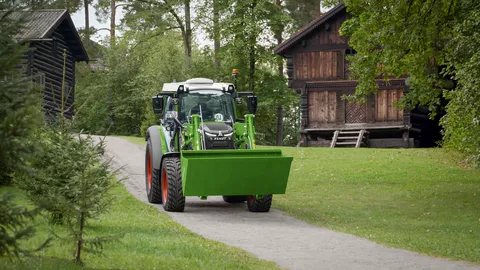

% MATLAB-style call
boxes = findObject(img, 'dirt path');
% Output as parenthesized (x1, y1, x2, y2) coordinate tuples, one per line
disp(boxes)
(101, 136, 479, 270)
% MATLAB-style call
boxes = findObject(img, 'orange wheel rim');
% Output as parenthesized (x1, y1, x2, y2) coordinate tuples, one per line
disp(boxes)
(147, 152, 152, 189)
(162, 167, 168, 202)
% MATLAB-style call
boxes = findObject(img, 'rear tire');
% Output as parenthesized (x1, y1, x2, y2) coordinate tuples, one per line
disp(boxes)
(145, 139, 162, 203)
(161, 157, 185, 212)
(247, 195, 272, 212)
(222, 196, 247, 203)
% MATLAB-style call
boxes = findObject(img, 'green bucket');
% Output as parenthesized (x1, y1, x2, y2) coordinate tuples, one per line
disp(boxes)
(181, 149, 293, 196)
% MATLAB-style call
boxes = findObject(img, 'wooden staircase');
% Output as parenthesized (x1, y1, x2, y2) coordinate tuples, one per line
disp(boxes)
(330, 129, 369, 148)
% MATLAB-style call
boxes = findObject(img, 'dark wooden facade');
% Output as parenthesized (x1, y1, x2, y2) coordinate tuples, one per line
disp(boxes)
(13, 10, 88, 119)
(275, 4, 438, 148)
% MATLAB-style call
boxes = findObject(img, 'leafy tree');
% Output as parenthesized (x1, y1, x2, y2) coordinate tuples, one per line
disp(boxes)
(6, 0, 83, 12)
(285, 0, 322, 30)
(335, 0, 479, 164)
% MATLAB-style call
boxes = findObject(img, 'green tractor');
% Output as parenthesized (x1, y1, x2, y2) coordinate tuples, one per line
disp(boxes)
(145, 76, 293, 212)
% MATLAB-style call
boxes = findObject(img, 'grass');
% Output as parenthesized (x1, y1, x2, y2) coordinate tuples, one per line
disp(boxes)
(120, 135, 145, 146)
(124, 135, 480, 263)
(274, 147, 480, 263)
(0, 185, 279, 269)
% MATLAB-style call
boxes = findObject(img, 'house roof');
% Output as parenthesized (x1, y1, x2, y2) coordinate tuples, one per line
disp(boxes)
(274, 4, 346, 56)
(8, 10, 89, 62)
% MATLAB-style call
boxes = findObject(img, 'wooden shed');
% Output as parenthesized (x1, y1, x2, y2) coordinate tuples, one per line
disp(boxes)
(11, 10, 89, 119)
(275, 4, 440, 148)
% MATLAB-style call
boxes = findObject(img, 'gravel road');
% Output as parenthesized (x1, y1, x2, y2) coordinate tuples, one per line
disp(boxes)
(100, 136, 479, 270)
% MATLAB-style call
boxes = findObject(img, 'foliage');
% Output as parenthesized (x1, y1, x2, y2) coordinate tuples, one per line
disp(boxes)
(336, 0, 479, 164)
(75, 0, 302, 144)
(16, 126, 119, 264)
(6, 0, 83, 12)
(0, 192, 50, 259)
(441, 4, 480, 166)
(285, 0, 322, 31)
(0, 8, 42, 186)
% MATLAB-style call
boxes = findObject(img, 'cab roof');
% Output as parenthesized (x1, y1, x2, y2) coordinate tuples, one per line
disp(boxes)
(162, 78, 234, 93)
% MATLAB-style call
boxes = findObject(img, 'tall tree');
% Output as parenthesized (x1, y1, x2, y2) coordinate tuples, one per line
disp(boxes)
(125, 0, 192, 68)
(213, 0, 221, 69)
(285, 0, 322, 30)
(273, 0, 284, 146)
(84, 0, 90, 40)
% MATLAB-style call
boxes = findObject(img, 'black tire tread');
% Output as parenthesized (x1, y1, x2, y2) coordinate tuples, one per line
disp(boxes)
(162, 157, 185, 212)
(146, 141, 162, 204)
(247, 195, 272, 212)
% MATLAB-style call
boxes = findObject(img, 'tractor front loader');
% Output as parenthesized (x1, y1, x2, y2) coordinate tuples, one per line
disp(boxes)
(145, 76, 293, 212)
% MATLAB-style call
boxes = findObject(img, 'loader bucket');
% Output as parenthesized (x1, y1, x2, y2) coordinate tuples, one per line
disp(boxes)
(180, 149, 293, 196)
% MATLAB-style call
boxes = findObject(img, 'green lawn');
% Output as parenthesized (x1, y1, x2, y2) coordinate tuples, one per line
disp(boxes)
(274, 147, 480, 263)
(0, 185, 278, 269)
(120, 135, 145, 146)
(123, 135, 480, 263)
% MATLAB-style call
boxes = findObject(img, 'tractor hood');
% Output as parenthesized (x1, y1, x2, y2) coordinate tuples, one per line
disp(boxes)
(201, 123, 233, 136)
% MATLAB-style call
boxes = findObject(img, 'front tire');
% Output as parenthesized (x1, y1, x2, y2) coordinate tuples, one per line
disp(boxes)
(247, 195, 272, 212)
(222, 196, 247, 203)
(161, 157, 185, 212)
(145, 139, 162, 203)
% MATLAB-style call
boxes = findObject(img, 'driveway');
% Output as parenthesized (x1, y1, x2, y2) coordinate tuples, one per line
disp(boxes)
(100, 136, 479, 270)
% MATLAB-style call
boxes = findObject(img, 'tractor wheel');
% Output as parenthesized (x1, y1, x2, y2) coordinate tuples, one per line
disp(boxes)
(161, 157, 185, 212)
(247, 195, 272, 212)
(222, 196, 248, 203)
(145, 139, 162, 203)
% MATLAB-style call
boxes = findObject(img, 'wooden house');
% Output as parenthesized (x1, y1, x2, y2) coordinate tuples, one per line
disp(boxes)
(274, 4, 440, 148)
(11, 10, 89, 119)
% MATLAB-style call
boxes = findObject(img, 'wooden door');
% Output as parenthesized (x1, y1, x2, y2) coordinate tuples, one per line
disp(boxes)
(308, 91, 336, 127)
(375, 89, 403, 121)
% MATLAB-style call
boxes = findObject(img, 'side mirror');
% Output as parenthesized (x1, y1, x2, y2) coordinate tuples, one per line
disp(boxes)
(246, 96, 257, 114)
(152, 95, 164, 115)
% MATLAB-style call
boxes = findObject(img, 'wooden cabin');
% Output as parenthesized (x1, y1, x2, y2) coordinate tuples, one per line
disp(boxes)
(11, 10, 89, 119)
(275, 4, 440, 148)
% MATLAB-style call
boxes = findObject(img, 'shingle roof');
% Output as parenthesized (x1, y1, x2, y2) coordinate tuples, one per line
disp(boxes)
(6, 10, 88, 62)
(9, 10, 67, 40)
(274, 4, 346, 56)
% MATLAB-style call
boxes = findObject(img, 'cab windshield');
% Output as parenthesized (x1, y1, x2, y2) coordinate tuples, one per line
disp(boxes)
(179, 90, 235, 123)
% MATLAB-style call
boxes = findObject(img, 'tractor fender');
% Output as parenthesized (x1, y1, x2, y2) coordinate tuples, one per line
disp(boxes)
(146, 126, 167, 171)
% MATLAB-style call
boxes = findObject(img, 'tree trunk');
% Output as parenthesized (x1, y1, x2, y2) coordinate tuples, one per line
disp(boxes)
(276, 104, 284, 145)
(184, 0, 192, 68)
(274, 0, 284, 146)
(110, 0, 116, 46)
(248, 0, 257, 93)
(74, 213, 85, 264)
(213, 0, 221, 70)
(316, 0, 322, 18)
(84, 0, 90, 40)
